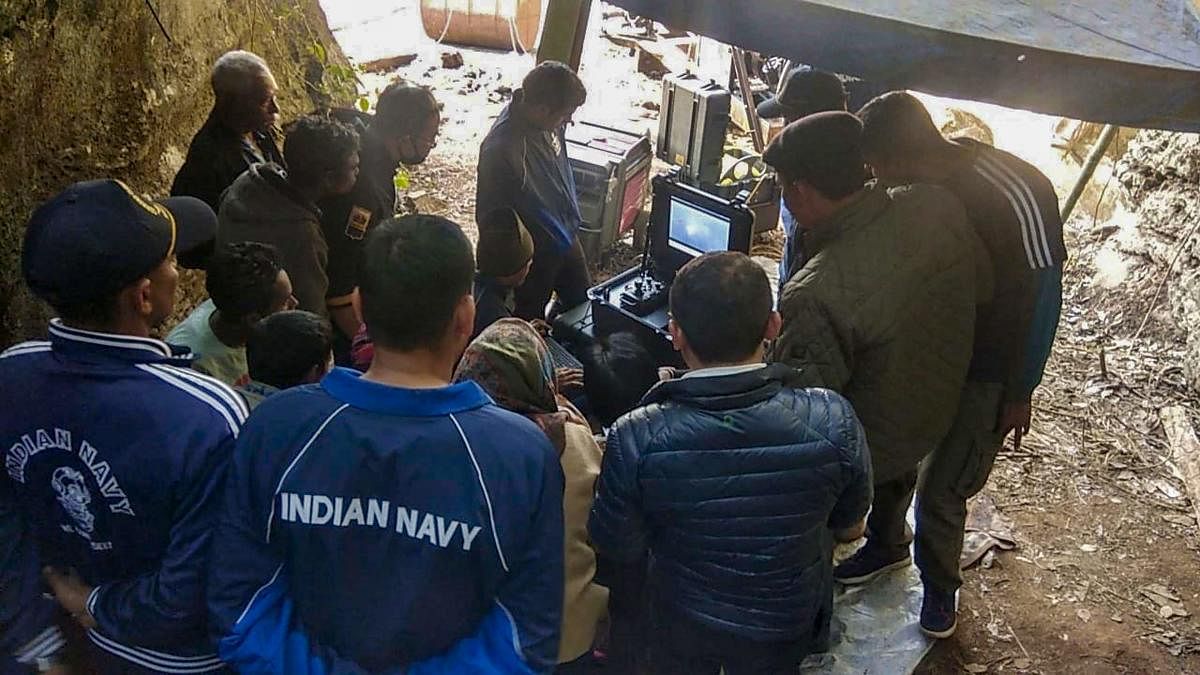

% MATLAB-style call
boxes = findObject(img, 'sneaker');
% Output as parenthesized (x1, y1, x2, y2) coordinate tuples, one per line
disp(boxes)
(920, 586, 958, 639)
(833, 544, 911, 585)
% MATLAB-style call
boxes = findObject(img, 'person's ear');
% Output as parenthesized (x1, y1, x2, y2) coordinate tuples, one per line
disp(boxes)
(454, 293, 476, 340)
(382, 134, 404, 164)
(318, 170, 335, 195)
(763, 310, 782, 342)
(668, 318, 686, 354)
(302, 362, 326, 385)
(397, 133, 421, 163)
(130, 278, 155, 319)
(780, 177, 801, 199)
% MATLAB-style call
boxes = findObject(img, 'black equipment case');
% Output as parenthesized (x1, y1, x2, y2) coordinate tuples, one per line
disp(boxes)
(656, 73, 731, 185)
(587, 173, 754, 365)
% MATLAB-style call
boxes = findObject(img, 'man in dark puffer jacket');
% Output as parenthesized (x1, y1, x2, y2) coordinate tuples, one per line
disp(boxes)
(589, 252, 873, 674)
(217, 115, 361, 316)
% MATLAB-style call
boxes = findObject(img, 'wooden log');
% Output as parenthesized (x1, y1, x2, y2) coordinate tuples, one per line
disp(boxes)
(1158, 406, 1200, 525)
(360, 53, 417, 74)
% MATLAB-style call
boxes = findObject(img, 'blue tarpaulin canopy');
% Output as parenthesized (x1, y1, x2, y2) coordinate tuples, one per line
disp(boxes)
(608, 0, 1200, 132)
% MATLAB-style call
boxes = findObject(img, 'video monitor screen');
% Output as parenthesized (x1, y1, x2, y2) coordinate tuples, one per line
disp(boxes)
(668, 197, 730, 256)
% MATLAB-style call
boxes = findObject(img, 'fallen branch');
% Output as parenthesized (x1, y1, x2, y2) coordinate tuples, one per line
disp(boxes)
(1158, 406, 1200, 525)
(360, 53, 418, 74)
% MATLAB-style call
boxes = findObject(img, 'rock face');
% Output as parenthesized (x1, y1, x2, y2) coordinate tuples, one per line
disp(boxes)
(0, 0, 349, 345)
(1118, 130, 1200, 389)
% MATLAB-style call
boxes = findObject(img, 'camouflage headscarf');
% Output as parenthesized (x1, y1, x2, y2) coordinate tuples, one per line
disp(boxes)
(453, 319, 583, 453)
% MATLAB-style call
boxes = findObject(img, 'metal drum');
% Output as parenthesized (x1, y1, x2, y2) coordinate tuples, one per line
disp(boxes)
(420, 0, 543, 53)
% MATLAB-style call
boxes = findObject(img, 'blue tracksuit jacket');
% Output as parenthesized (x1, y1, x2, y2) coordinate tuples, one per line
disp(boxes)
(476, 97, 582, 254)
(207, 367, 564, 674)
(1, 488, 65, 672)
(0, 320, 244, 673)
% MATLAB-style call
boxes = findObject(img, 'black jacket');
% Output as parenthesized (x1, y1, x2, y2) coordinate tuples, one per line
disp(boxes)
(216, 163, 328, 315)
(319, 113, 399, 306)
(943, 138, 1066, 400)
(171, 113, 284, 213)
(588, 364, 872, 642)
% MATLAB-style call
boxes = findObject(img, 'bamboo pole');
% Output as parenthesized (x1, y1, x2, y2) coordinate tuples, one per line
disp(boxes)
(1060, 123, 1119, 222)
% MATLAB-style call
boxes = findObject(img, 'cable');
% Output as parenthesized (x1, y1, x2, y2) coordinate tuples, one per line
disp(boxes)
(143, 0, 172, 43)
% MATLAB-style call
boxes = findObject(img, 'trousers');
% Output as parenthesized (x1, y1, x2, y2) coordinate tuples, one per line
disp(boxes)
(866, 380, 1006, 592)
(514, 235, 591, 321)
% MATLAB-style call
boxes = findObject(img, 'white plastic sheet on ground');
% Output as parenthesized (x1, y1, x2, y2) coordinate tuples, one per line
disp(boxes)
(803, 564, 932, 674)
(804, 508, 932, 674)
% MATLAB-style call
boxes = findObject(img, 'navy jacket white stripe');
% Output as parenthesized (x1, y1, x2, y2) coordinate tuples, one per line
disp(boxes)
(207, 368, 564, 674)
(958, 138, 1066, 270)
(0, 321, 238, 672)
(1, 493, 63, 670)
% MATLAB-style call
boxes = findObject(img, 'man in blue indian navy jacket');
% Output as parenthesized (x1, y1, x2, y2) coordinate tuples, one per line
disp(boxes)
(589, 252, 873, 674)
(208, 214, 565, 674)
(1, 179, 239, 673)
(1, 490, 68, 673)
(476, 61, 590, 321)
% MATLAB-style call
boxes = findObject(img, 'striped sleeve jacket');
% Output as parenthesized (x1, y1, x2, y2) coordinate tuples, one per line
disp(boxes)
(947, 138, 1066, 398)
(207, 367, 564, 674)
(1, 320, 244, 673)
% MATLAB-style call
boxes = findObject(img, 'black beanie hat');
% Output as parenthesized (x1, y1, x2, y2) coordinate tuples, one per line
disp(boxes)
(763, 111, 867, 199)
(476, 209, 535, 278)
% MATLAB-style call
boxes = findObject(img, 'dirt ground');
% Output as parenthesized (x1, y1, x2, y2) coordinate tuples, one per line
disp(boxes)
(915, 210, 1200, 672)
(326, 3, 1200, 672)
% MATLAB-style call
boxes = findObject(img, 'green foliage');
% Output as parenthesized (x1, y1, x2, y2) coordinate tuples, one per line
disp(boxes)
(305, 39, 358, 106)
(394, 167, 411, 191)
(259, 0, 359, 108)
(307, 40, 326, 65)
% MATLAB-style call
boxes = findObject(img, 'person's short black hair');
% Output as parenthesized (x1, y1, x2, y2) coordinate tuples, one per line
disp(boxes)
(584, 332, 659, 428)
(670, 252, 771, 363)
(205, 242, 284, 322)
(373, 80, 439, 138)
(857, 91, 945, 161)
(246, 310, 333, 389)
(53, 295, 120, 326)
(521, 61, 587, 112)
(284, 115, 360, 187)
(359, 215, 474, 351)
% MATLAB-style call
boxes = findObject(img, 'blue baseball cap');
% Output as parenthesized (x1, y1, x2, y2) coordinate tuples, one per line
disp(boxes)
(22, 179, 217, 306)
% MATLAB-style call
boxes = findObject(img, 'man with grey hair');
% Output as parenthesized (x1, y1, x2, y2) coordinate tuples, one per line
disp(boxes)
(172, 50, 285, 218)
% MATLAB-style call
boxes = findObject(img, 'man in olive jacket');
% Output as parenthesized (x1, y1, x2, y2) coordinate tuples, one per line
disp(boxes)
(765, 112, 992, 607)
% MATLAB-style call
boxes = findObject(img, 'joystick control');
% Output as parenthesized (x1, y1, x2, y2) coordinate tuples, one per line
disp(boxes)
(619, 272, 665, 316)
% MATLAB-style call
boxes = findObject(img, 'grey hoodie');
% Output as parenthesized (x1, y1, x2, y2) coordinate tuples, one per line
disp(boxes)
(217, 163, 329, 315)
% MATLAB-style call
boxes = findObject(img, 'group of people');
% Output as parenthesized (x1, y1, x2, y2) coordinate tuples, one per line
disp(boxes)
(0, 44, 1065, 675)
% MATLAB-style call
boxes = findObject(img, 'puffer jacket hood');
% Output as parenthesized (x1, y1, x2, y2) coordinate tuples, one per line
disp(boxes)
(220, 163, 315, 225)
(216, 163, 330, 315)
(589, 363, 873, 643)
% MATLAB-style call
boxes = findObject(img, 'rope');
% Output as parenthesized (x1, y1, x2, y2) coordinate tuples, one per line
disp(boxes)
(143, 0, 172, 42)
(436, 7, 455, 44)
(508, 15, 529, 54)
